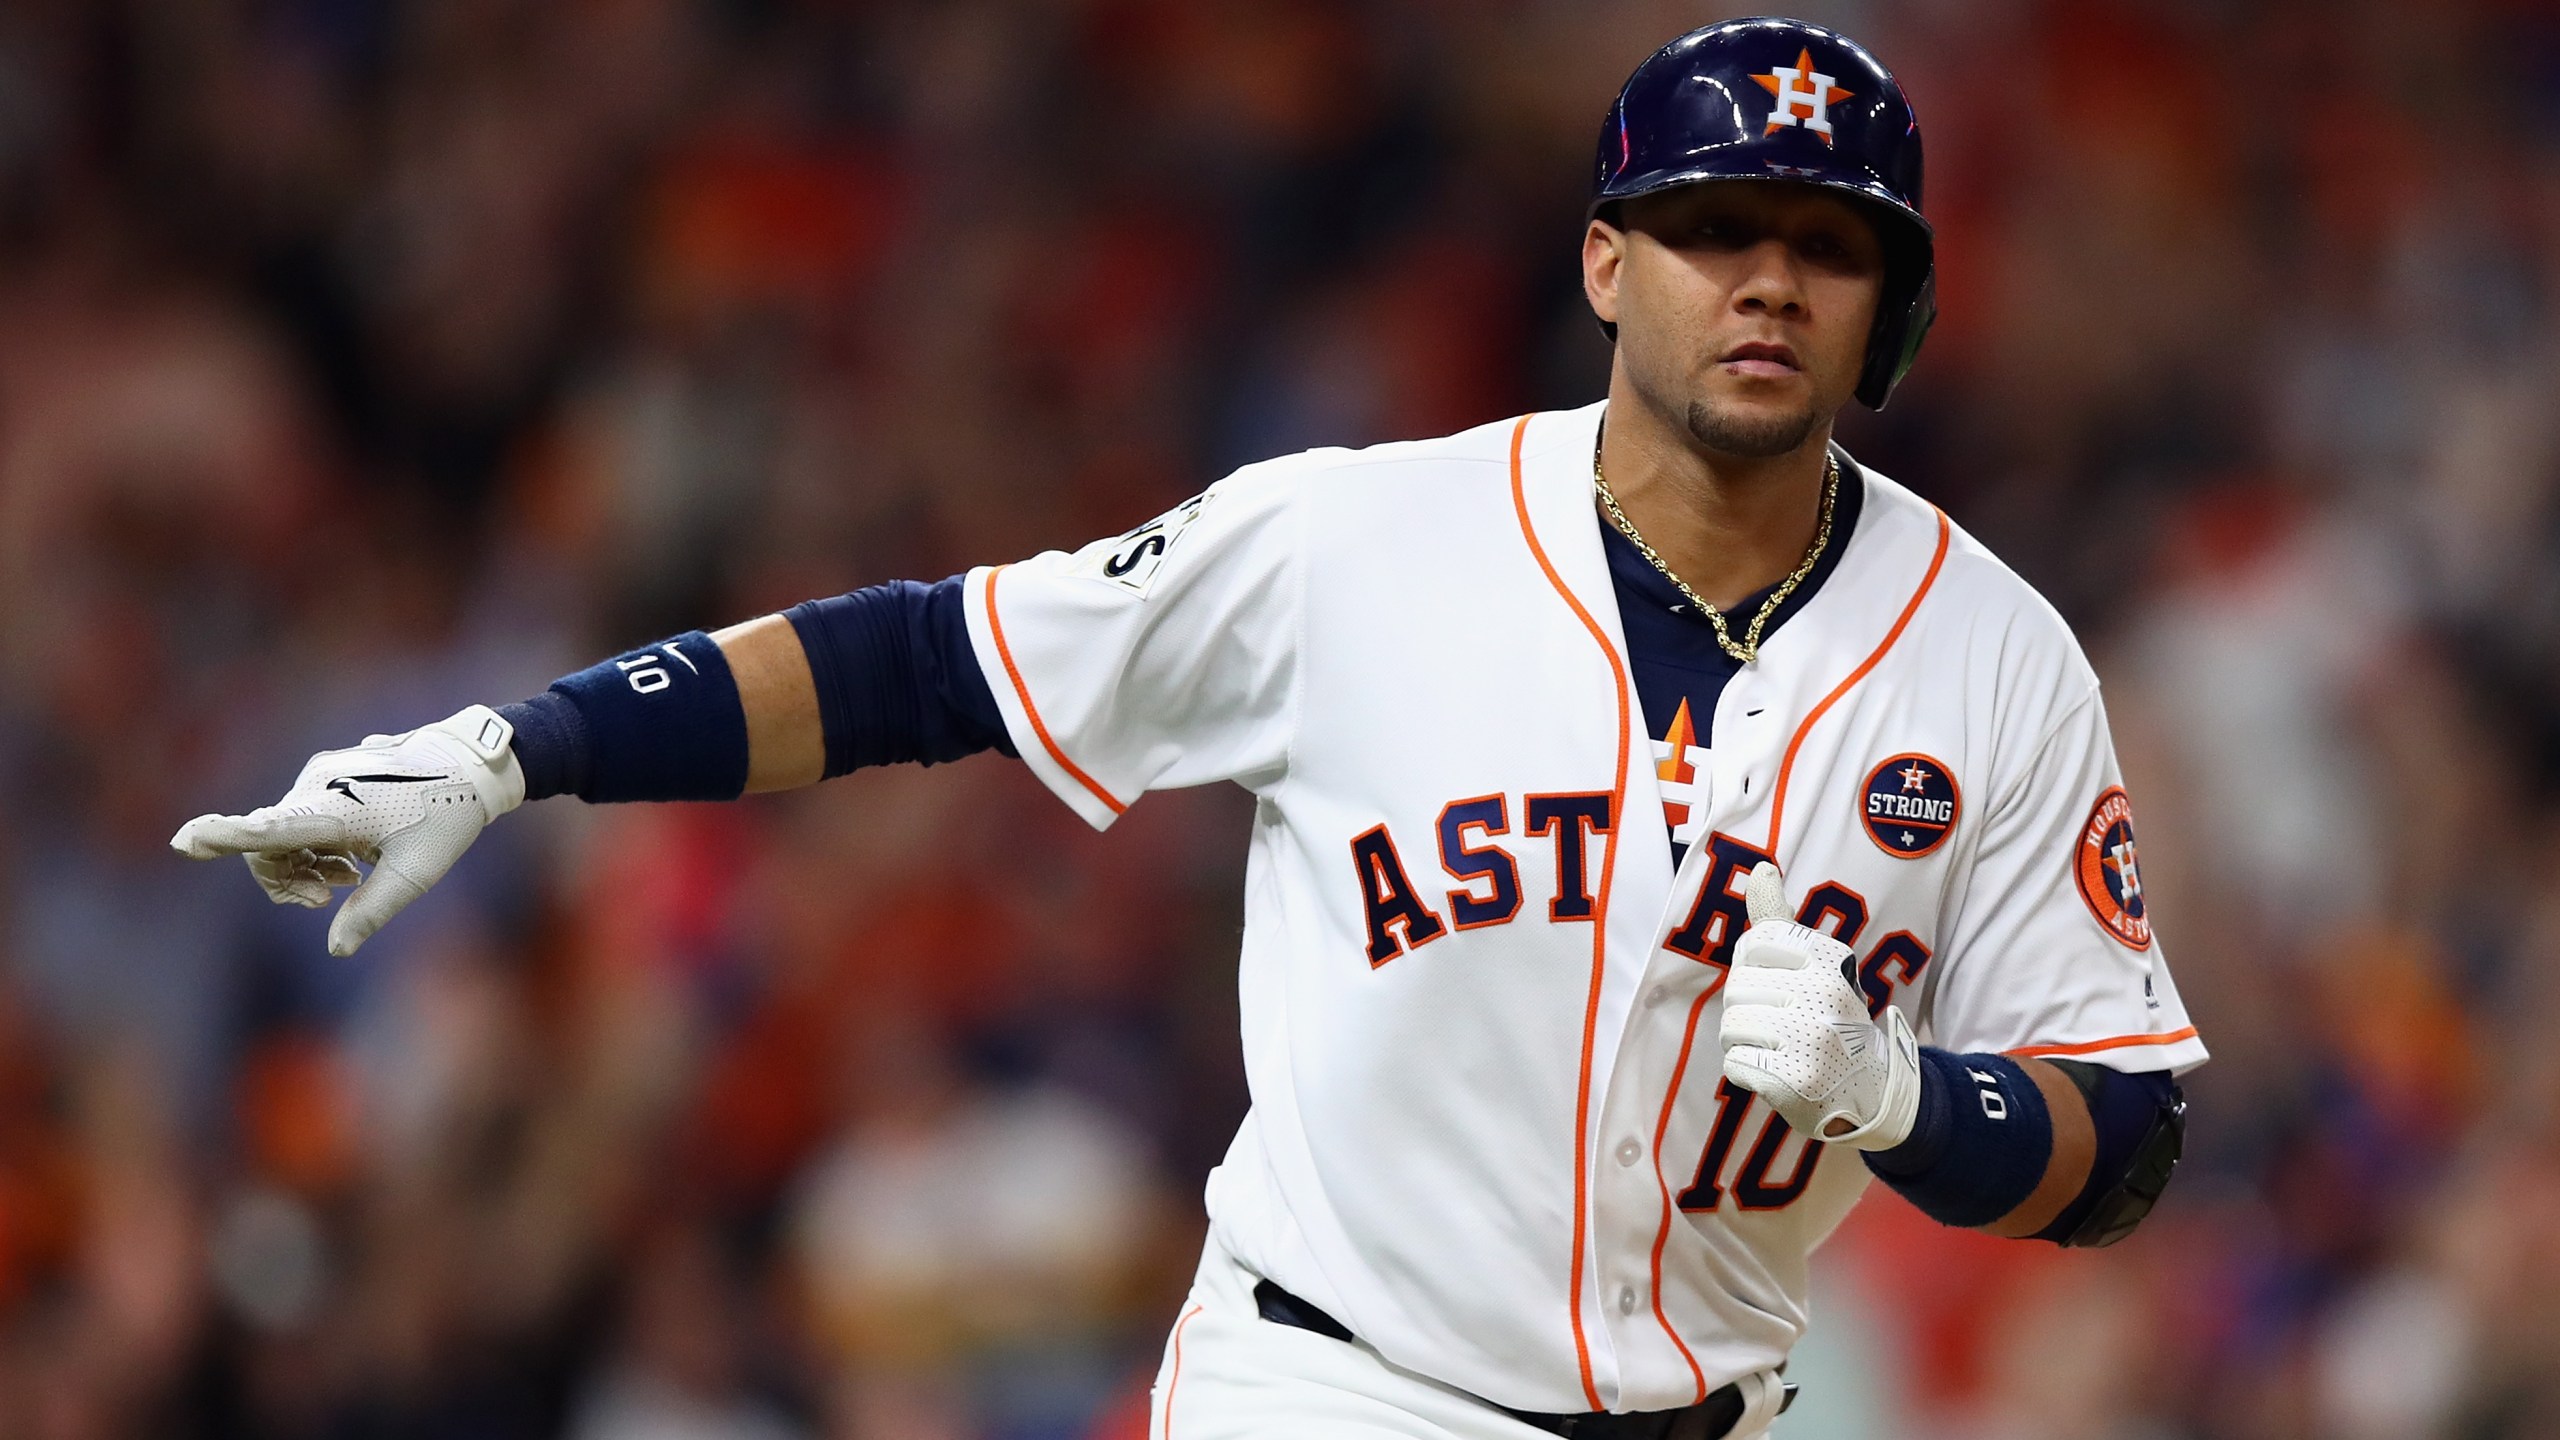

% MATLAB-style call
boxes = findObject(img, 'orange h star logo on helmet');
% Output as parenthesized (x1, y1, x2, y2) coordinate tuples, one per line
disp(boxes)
(1754, 49, 1853, 144)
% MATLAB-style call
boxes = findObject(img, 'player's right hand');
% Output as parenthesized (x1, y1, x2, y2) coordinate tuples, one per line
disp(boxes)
(170, 705, 524, 957)
(1719, 861, 1923, 1150)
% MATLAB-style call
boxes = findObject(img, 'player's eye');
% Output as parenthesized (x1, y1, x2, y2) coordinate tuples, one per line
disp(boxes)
(1798, 228, 1878, 273)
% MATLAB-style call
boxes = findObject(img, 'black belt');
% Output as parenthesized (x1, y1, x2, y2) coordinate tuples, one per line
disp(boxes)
(1253, 1279, 1794, 1440)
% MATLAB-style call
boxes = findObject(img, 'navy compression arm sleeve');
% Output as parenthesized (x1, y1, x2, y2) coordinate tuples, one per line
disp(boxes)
(2033, 1063, 2179, 1243)
(784, 575, 1016, 777)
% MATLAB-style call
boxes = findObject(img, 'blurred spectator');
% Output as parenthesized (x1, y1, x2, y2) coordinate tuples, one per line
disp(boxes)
(790, 1005, 1167, 1440)
(567, 1224, 808, 1440)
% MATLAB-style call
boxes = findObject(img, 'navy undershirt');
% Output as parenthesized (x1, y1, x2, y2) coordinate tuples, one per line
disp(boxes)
(1608, 447, 1865, 866)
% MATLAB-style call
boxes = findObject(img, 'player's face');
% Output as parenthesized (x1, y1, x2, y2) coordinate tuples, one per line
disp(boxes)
(1584, 183, 1885, 461)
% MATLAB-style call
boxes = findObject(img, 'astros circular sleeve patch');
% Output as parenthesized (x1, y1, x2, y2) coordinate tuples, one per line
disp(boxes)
(2074, 786, 2152, 949)
(1860, 753, 1960, 857)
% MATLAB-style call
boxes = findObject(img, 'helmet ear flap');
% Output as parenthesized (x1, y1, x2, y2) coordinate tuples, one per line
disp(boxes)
(1857, 262, 1936, 411)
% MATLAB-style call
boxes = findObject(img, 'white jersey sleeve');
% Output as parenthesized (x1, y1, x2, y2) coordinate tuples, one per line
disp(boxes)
(961, 464, 1301, 829)
(1926, 683, 2209, 1075)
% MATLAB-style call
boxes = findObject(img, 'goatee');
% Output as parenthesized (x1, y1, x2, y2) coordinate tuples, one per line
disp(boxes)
(1685, 400, 1820, 460)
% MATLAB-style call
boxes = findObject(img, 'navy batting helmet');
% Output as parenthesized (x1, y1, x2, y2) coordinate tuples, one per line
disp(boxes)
(1591, 17, 1934, 410)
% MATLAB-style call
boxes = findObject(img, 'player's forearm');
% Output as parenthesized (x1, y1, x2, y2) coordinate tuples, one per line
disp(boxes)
(498, 576, 1014, 805)
(1863, 1049, 2180, 1246)
(1975, 1058, 2095, 1237)
(711, 614, 825, 792)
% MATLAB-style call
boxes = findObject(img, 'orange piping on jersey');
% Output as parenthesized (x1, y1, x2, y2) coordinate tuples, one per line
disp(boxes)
(1160, 1301, 1203, 1437)
(1509, 412, 1625, 1414)
(2009, 1026, 2199, 1059)
(1763, 509, 1952, 858)
(980, 565, 1128, 817)
(1643, 974, 1726, 1405)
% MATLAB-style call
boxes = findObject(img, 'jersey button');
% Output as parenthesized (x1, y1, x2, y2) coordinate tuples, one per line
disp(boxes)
(1617, 1285, 1637, 1315)
(1614, 1138, 1642, 1166)
(1643, 985, 1667, 1009)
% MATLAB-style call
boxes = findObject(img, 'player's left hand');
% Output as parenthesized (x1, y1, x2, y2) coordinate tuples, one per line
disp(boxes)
(1719, 861, 1921, 1149)
(169, 705, 524, 957)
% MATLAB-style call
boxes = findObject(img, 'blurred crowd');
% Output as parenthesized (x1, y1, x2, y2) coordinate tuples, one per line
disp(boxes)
(2, 0, 2559, 1436)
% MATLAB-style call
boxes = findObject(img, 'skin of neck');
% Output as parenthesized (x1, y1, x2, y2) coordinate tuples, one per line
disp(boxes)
(1597, 364, 1835, 614)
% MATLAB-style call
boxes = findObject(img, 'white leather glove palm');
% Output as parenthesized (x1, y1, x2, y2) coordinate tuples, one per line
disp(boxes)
(171, 705, 524, 956)
(1719, 862, 1921, 1150)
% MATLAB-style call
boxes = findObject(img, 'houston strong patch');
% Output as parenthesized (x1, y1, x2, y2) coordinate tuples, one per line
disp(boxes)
(1860, 753, 1959, 857)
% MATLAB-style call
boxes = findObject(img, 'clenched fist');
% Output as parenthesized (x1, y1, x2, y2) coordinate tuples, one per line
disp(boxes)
(1719, 861, 1921, 1149)
(171, 705, 523, 956)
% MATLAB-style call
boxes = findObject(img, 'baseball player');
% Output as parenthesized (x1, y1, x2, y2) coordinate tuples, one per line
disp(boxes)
(175, 18, 2202, 1440)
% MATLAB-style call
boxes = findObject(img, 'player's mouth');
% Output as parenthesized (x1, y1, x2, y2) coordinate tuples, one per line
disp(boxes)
(1717, 341, 1801, 379)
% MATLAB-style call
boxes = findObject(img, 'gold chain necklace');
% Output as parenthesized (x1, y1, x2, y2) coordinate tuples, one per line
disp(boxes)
(1593, 447, 1839, 666)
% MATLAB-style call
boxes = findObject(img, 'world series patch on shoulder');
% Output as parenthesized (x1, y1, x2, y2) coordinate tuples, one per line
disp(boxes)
(1072, 490, 1211, 596)
(1860, 752, 1959, 857)
(2075, 785, 2151, 949)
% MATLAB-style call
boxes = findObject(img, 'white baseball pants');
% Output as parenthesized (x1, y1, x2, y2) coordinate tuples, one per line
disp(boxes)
(1145, 1235, 1787, 1440)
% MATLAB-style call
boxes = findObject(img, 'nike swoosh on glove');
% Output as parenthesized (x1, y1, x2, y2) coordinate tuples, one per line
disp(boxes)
(1719, 861, 1922, 1149)
(171, 705, 524, 956)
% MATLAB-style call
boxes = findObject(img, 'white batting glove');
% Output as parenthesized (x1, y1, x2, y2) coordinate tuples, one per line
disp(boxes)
(1719, 862, 1921, 1149)
(170, 705, 524, 957)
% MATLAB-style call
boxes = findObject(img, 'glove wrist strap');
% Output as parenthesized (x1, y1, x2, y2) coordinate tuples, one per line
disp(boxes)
(422, 704, 526, 820)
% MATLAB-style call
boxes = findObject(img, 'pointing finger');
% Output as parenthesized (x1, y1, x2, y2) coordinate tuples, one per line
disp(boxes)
(171, 815, 231, 858)
(172, 809, 350, 859)
(1744, 861, 1790, 927)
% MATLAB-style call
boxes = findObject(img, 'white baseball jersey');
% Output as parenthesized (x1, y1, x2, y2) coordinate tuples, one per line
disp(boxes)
(962, 400, 2207, 1416)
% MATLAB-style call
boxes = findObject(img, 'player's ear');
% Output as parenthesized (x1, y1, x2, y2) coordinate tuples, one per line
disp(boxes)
(1583, 217, 1626, 328)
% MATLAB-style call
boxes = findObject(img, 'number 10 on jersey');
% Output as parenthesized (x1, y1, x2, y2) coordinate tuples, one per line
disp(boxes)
(1675, 1079, 1824, 1213)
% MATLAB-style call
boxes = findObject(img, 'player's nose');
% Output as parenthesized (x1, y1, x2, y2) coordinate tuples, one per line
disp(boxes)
(1729, 239, 1807, 316)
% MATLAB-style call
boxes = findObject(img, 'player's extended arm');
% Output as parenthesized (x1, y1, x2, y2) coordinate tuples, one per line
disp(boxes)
(174, 578, 1011, 954)
(1719, 863, 2185, 1247)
